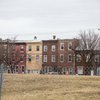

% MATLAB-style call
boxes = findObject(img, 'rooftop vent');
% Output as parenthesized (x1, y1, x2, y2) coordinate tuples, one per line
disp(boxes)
(52, 32, 56, 40)
(53, 35, 56, 40)
(34, 36, 37, 40)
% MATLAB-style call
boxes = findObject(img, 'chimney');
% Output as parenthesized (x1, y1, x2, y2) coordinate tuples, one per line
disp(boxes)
(53, 35, 56, 40)
(52, 32, 56, 40)
(34, 36, 37, 40)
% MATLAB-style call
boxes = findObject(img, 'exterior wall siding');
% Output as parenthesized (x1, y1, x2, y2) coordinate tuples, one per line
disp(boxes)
(42, 39, 77, 75)
(26, 41, 42, 74)
(12, 42, 26, 74)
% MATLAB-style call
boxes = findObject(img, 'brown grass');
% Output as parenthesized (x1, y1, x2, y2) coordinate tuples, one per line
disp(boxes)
(2, 74, 100, 100)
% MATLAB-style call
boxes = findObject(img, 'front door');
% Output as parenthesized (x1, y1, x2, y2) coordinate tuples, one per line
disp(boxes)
(77, 66, 83, 75)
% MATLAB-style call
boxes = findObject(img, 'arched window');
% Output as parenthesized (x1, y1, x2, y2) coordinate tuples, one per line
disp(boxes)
(76, 54, 81, 62)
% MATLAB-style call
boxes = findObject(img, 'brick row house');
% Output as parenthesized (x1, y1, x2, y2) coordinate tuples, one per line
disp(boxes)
(42, 39, 78, 75)
(10, 41, 26, 73)
(4, 38, 100, 75)
(0, 39, 27, 73)
(42, 40, 58, 74)
(5, 40, 42, 74)
(26, 41, 42, 74)
(9, 40, 42, 74)
(75, 50, 100, 75)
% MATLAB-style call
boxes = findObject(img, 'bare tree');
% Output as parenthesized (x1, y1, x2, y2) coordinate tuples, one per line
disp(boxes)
(0, 37, 18, 73)
(75, 30, 100, 75)
(0, 37, 19, 99)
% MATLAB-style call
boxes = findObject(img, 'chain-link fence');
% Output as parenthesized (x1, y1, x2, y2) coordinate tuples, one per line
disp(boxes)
(0, 64, 5, 100)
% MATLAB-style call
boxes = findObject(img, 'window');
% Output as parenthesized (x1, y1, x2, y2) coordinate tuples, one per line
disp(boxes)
(28, 45, 32, 51)
(20, 45, 24, 51)
(94, 55, 99, 62)
(36, 55, 39, 61)
(22, 66, 25, 72)
(49, 67, 52, 72)
(86, 54, 90, 62)
(43, 55, 47, 62)
(51, 45, 56, 52)
(51, 55, 56, 62)
(68, 42, 72, 50)
(60, 43, 64, 50)
(44, 45, 48, 52)
(76, 54, 81, 62)
(36, 46, 40, 51)
(60, 54, 64, 62)
(20, 55, 24, 62)
(68, 68, 74, 74)
(68, 54, 72, 62)
(28, 55, 32, 61)
(62, 67, 66, 74)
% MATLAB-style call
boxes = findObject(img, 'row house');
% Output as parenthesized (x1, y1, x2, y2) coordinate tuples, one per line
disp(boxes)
(4, 37, 99, 75)
(42, 40, 58, 74)
(11, 42, 26, 73)
(7, 40, 42, 74)
(0, 39, 26, 73)
(75, 50, 100, 75)
(26, 41, 42, 74)
(42, 39, 78, 75)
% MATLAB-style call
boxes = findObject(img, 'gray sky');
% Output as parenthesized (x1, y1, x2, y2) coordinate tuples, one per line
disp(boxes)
(0, 0, 100, 40)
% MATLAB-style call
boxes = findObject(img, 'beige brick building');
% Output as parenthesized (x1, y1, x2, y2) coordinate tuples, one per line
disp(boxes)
(26, 41, 42, 74)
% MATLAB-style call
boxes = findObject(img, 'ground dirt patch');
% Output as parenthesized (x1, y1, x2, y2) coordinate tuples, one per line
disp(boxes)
(2, 74, 100, 100)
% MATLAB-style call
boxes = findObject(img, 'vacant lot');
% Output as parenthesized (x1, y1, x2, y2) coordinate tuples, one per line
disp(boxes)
(1, 74, 100, 100)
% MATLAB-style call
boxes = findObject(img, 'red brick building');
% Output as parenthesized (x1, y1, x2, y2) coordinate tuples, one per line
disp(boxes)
(11, 41, 26, 73)
(42, 40, 58, 74)
(75, 50, 100, 75)
(42, 39, 78, 75)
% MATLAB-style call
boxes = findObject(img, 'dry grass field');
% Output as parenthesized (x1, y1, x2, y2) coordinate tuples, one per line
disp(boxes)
(1, 74, 100, 100)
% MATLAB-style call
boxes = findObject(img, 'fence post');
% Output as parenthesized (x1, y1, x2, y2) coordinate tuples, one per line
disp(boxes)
(0, 64, 4, 100)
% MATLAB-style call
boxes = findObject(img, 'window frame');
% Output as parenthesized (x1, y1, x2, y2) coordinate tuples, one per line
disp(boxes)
(28, 45, 32, 51)
(28, 55, 32, 62)
(36, 55, 40, 61)
(51, 45, 56, 52)
(36, 46, 40, 51)
(20, 45, 24, 51)
(60, 43, 64, 50)
(68, 42, 72, 50)
(76, 54, 81, 62)
(44, 45, 48, 52)
(68, 54, 72, 62)
(94, 55, 99, 62)
(51, 55, 56, 62)
(43, 55, 47, 62)
(20, 54, 24, 62)
(60, 54, 64, 62)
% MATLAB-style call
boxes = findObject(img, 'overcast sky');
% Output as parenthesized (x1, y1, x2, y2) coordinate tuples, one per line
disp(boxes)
(0, 0, 100, 40)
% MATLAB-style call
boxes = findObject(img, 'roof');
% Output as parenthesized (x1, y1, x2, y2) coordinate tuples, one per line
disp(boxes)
(15, 40, 42, 43)
(42, 38, 76, 42)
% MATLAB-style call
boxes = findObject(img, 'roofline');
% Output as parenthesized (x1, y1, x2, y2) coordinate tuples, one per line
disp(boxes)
(42, 38, 77, 42)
